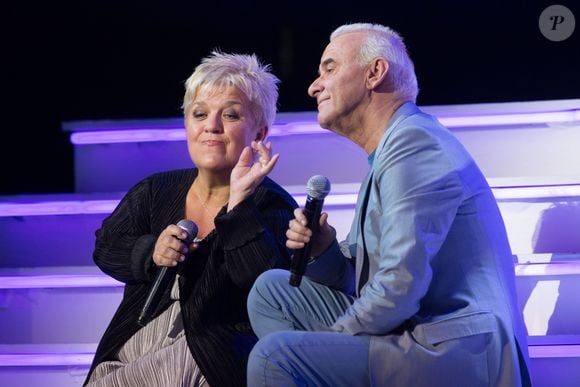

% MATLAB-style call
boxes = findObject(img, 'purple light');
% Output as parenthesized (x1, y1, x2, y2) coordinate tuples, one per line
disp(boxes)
(528, 345, 580, 358)
(0, 346, 577, 367)
(0, 200, 118, 217)
(2, 260, 578, 290)
(70, 106, 580, 145)
(437, 109, 580, 127)
(515, 262, 580, 276)
(71, 128, 186, 144)
(1, 184, 578, 217)
(491, 184, 580, 200)
(0, 274, 123, 289)
(69, 123, 327, 145)
(0, 353, 94, 367)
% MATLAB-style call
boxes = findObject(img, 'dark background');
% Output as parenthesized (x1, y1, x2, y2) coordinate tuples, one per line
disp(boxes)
(3, 0, 578, 196)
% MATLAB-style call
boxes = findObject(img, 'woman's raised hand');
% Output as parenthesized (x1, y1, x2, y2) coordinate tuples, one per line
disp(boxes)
(228, 141, 279, 211)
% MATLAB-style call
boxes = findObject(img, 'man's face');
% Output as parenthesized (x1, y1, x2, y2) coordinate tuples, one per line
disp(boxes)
(308, 32, 368, 133)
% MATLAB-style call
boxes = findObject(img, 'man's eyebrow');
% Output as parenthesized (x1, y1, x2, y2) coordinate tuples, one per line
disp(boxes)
(318, 58, 335, 74)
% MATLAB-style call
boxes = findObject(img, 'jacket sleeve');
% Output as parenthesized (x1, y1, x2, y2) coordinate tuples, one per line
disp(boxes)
(332, 125, 465, 335)
(303, 239, 356, 296)
(93, 177, 158, 284)
(214, 186, 297, 290)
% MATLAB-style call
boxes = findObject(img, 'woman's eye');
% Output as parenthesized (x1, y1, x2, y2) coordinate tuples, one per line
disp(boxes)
(193, 111, 206, 119)
(223, 111, 240, 120)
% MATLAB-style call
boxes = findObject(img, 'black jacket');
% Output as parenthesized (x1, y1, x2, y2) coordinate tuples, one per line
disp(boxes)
(84, 168, 297, 386)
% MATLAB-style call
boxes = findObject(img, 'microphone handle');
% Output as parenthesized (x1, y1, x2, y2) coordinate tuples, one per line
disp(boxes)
(137, 265, 177, 326)
(289, 196, 324, 287)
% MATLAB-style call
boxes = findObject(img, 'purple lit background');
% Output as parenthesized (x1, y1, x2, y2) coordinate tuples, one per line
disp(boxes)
(2, 99, 580, 386)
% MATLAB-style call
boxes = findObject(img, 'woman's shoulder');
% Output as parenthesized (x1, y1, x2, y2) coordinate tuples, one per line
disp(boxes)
(125, 168, 197, 199)
(148, 168, 197, 183)
(135, 168, 196, 189)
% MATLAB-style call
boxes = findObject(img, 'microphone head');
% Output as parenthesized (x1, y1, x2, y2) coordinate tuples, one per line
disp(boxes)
(176, 219, 198, 244)
(306, 175, 331, 200)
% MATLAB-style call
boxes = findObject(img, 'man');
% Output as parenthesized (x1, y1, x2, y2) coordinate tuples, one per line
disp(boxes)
(246, 23, 531, 386)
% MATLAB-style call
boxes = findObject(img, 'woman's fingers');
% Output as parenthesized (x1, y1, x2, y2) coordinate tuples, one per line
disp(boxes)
(245, 140, 278, 177)
(152, 226, 190, 267)
(253, 140, 273, 166)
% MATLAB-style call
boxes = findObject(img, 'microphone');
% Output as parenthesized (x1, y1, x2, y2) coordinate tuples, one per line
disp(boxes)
(137, 219, 198, 326)
(289, 175, 331, 287)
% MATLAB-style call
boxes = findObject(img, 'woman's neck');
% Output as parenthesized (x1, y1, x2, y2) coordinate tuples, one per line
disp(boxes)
(193, 170, 230, 206)
(185, 171, 230, 239)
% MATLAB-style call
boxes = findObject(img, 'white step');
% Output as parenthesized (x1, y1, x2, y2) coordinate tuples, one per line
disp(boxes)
(0, 344, 93, 387)
(0, 342, 578, 387)
(64, 100, 580, 193)
(1, 256, 579, 347)
(0, 193, 121, 269)
(2, 182, 578, 267)
(0, 267, 121, 344)
(528, 343, 580, 387)
(1, 99, 578, 385)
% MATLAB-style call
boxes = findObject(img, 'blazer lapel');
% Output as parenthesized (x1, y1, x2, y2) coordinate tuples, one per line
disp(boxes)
(354, 171, 373, 293)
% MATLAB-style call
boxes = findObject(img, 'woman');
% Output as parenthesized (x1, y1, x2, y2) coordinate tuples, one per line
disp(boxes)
(84, 51, 297, 387)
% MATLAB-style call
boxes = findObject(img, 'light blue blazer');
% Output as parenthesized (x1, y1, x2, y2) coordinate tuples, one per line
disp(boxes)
(308, 102, 530, 386)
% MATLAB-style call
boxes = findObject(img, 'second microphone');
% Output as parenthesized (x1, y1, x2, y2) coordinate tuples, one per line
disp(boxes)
(289, 175, 331, 287)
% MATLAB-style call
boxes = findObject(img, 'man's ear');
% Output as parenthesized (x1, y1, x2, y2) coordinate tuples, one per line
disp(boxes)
(255, 126, 269, 142)
(365, 57, 389, 90)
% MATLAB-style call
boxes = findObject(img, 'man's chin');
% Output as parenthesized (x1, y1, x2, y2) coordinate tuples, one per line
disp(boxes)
(316, 114, 331, 129)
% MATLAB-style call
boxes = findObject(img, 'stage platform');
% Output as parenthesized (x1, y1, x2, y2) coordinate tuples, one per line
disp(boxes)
(1, 99, 579, 386)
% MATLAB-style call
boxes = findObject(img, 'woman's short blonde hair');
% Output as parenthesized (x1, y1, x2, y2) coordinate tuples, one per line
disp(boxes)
(182, 51, 280, 129)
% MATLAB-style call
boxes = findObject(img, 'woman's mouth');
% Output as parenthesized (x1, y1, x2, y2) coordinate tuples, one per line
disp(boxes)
(202, 140, 223, 146)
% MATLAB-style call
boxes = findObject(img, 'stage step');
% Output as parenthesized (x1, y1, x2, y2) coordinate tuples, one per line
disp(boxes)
(2, 182, 579, 268)
(0, 344, 93, 387)
(0, 193, 121, 269)
(63, 100, 580, 193)
(1, 99, 579, 386)
(0, 341, 578, 387)
(1, 255, 579, 346)
(0, 266, 122, 345)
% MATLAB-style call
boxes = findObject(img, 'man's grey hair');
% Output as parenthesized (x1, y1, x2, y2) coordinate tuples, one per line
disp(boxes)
(331, 23, 419, 102)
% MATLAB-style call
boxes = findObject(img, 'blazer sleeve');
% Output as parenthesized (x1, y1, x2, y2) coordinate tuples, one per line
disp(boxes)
(333, 125, 465, 335)
(214, 185, 297, 290)
(303, 239, 356, 296)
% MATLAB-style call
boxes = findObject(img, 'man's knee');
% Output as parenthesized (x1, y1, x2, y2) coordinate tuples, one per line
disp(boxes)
(249, 331, 302, 368)
(254, 268, 290, 290)
(248, 269, 289, 309)
(248, 331, 296, 384)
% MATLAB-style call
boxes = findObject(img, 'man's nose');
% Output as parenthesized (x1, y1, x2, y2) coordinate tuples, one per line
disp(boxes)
(308, 77, 322, 98)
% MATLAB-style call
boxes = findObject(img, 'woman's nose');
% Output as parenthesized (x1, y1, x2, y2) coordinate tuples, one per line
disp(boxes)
(204, 114, 223, 133)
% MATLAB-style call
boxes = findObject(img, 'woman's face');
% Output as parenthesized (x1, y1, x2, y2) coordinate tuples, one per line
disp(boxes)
(185, 86, 265, 174)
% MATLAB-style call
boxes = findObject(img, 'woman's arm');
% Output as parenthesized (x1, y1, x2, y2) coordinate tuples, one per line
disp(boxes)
(93, 177, 158, 284)
(215, 185, 296, 290)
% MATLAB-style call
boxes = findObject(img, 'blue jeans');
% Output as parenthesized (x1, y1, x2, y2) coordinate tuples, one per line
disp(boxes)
(247, 269, 371, 387)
